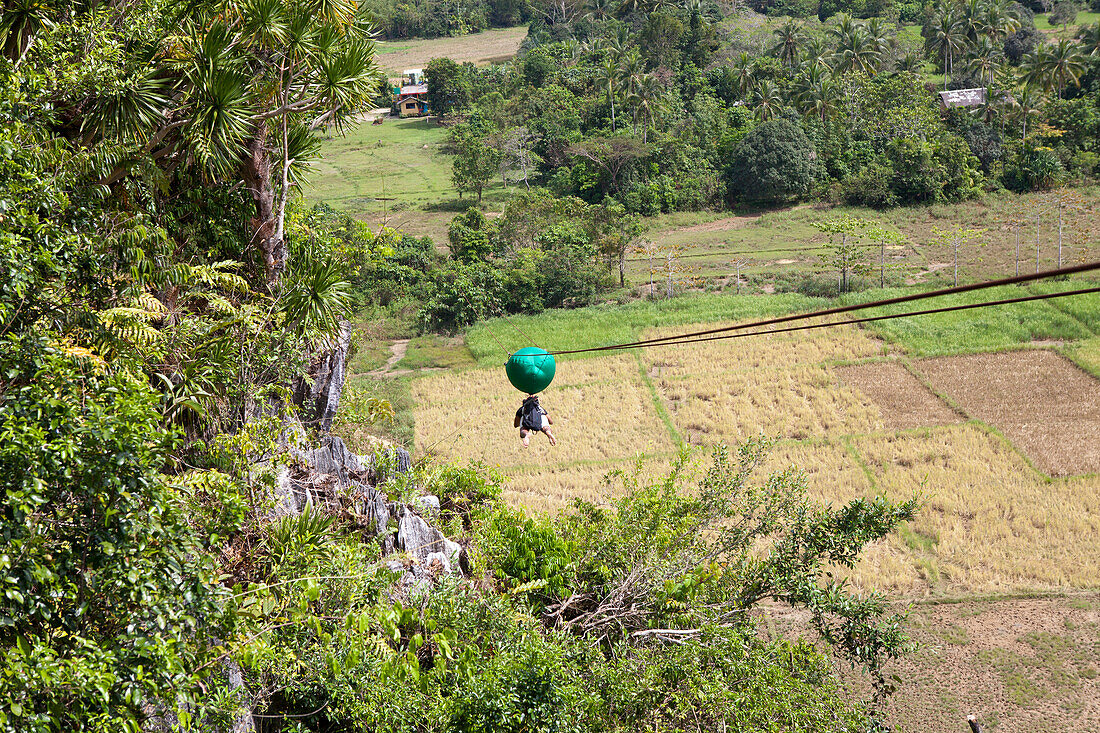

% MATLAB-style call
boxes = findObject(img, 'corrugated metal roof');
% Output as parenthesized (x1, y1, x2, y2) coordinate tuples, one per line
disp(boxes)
(938, 88, 986, 108)
(399, 84, 428, 96)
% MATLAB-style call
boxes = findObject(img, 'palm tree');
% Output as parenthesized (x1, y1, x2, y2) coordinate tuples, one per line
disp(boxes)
(597, 54, 621, 132)
(802, 34, 829, 66)
(832, 25, 881, 76)
(895, 50, 925, 72)
(1020, 44, 1053, 92)
(1046, 38, 1087, 98)
(1078, 23, 1100, 56)
(925, 4, 967, 89)
(731, 51, 756, 99)
(771, 19, 803, 70)
(865, 16, 893, 57)
(586, 0, 615, 21)
(632, 73, 665, 143)
(965, 35, 1004, 85)
(620, 49, 645, 131)
(980, 0, 1021, 42)
(753, 80, 783, 121)
(970, 84, 1001, 124)
(960, 0, 987, 43)
(795, 65, 840, 123)
(1010, 84, 1043, 142)
(830, 11, 858, 42)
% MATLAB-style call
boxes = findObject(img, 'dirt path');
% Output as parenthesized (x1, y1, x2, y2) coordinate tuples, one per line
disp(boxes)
(368, 339, 409, 377)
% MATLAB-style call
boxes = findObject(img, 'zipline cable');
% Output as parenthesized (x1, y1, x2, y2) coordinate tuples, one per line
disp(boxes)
(614, 286, 1100, 352)
(503, 314, 540, 349)
(549, 260, 1100, 356)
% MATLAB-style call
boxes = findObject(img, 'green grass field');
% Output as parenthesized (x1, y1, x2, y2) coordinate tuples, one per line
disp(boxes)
(1037, 11, 1100, 39)
(464, 279, 1100, 363)
(305, 115, 513, 241)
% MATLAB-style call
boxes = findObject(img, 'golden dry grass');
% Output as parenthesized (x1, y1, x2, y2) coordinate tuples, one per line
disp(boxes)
(410, 357, 675, 469)
(852, 425, 1100, 594)
(502, 455, 687, 515)
(657, 364, 883, 443)
(641, 320, 887, 379)
(409, 313, 1100, 597)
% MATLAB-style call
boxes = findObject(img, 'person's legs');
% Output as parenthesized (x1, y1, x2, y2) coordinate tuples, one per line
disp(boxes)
(519, 428, 530, 447)
(542, 427, 556, 446)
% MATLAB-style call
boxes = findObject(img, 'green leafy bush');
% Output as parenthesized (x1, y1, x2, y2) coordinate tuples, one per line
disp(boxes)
(726, 119, 816, 203)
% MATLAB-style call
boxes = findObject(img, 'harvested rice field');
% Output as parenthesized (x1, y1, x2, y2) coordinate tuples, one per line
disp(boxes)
(399, 290, 1100, 732)
(409, 303, 1100, 596)
(411, 355, 676, 469)
(768, 594, 1100, 733)
(913, 350, 1100, 476)
(836, 362, 963, 430)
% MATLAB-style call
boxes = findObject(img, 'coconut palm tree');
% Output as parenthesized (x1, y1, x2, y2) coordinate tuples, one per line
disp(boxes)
(830, 11, 858, 43)
(1020, 44, 1053, 92)
(895, 50, 925, 72)
(795, 65, 841, 123)
(597, 54, 622, 132)
(965, 35, 1004, 85)
(620, 49, 645, 131)
(771, 19, 803, 70)
(1046, 38, 1087, 97)
(960, 0, 987, 43)
(925, 4, 967, 89)
(753, 80, 784, 121)
(731, 51, 756, 99)
(865, 16, 893, 57)
(832, 25, 881, 75)
(1009, 84, 1043, 141)
(980, 0, 1021, 42)
(802, 34, 829, 66)
(1078, 23, 1100, 56)
(631, 73, 665, 142)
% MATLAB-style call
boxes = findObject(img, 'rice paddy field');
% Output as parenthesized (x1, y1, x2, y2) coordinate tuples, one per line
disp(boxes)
(392, 279, 1100, 730)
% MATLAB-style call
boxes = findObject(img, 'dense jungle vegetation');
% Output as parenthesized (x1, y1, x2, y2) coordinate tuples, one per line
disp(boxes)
(343, 0, 1100, 334)
(0, 0, 929, 730)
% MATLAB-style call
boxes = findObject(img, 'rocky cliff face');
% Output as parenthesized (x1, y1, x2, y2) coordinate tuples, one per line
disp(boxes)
(210, 433, 467, 732)
(292, 320, 353, 431)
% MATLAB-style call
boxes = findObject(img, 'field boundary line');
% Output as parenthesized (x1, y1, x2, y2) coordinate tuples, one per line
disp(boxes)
(894, 589, 1100, 607)
(841, 436, 878, 492)
(1059, 342, 1100, 380)
(633, 350, 684, 447)
(968, 418, 1053, 483)
(899, 359, 970, 421)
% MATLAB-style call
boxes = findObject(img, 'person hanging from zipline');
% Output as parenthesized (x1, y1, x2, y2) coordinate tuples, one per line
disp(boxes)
(514, 394, 556, 448)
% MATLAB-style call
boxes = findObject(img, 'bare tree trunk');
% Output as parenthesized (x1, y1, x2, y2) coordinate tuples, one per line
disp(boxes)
(1035, 212, 1041, 274)
(953, 239, 959, 286)
(1015, 227, 1020, 277)
(242, 124, 286, 287)
(1057, 203, 1063, 268)
(880, 241, 885, 288)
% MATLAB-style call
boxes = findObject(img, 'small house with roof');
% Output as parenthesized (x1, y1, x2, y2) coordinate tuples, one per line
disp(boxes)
(395, 83, 428, 117)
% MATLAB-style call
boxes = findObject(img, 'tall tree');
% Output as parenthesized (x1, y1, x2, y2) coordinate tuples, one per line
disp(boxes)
(771, 19, 803, 71)
(925, 4, 968, 89)
(75, 0, 381, 286)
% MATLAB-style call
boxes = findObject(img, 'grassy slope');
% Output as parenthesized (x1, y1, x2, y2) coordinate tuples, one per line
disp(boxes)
(373, 25, 528, 73)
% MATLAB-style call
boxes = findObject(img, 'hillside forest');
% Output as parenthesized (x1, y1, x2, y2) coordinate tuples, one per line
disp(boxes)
(1, 0, 1098, 730)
